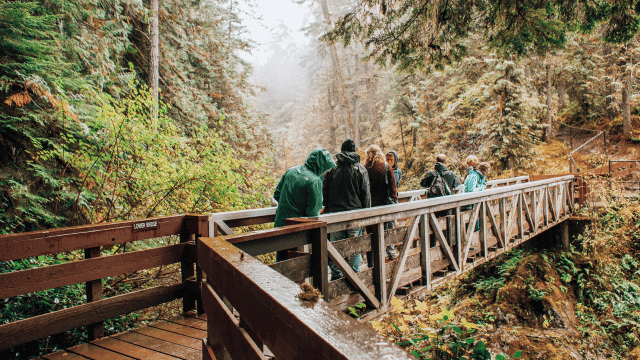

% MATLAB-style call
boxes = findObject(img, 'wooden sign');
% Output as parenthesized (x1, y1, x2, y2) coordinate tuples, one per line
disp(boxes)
(132, 220, 159, 232)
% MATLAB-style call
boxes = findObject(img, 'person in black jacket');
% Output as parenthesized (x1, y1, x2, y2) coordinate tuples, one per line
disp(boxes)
(421, 154, 461, 217)
(420, 154, 461, 194)
(323, 139, 371, 280)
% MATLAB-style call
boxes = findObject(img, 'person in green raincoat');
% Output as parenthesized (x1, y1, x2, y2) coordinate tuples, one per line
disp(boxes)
(273, 147, 336, 261)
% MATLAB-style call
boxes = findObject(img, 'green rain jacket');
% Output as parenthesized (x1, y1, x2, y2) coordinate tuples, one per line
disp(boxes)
(273, 148, 336, 227)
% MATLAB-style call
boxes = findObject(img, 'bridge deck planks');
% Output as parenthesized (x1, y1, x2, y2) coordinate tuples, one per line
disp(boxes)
(41, 313, 206, 360)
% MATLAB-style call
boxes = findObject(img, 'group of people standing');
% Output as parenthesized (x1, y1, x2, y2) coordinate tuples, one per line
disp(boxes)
(272, 138, 490, 281)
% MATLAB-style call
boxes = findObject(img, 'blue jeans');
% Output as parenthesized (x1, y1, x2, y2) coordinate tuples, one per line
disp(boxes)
(329, 228, 363, 280)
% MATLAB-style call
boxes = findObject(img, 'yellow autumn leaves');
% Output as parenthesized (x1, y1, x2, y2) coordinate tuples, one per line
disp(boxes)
(372, 296, 482, 336)
(370, 296, 486, 357)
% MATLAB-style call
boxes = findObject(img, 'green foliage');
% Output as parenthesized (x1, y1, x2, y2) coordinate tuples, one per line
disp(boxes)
(348, 302, 366, 318)
(473, 249, 527, 300)
(323, 0, 639, 72)
(397, 309, 521, 360)
(41, 81, 258, 223)
(0, 1, 273, 358)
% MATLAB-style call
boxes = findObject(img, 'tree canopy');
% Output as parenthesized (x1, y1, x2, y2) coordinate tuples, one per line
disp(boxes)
(322, 0, 640, 72)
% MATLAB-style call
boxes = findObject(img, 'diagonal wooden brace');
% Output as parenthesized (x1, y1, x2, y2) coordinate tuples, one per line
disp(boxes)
(387, 216, 420, 301)
(327, 241, 381, 309)
(429, 213, 460, 273)
(486, 203, 504, 248)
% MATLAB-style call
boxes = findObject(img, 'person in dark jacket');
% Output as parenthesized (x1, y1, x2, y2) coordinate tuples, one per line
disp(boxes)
(273, 148, 336, 261)
(386, 150, 402, 188)
(421, 154, 461, 217)
(365, 145, 398, 259)
(323, 139, 371, 280)
(420, 154, 461, 195)
(365, 145, 398, 207)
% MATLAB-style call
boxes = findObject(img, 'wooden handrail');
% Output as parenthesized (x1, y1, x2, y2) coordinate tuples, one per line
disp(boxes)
(207, 175, 531, 236)
(0, 214, 209, 350)
(198, 232, 414, 360)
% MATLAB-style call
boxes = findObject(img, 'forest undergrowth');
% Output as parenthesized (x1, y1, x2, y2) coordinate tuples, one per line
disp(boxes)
(369, 187, 640, 359)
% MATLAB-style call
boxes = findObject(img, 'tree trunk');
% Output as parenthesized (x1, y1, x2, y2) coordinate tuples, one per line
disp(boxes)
(353, 54, 361, 145)
(319, 0, 355, 139)
(149, 0, 159, 123)
(399, 118, 407, 161)
(412, 125, 417, 152)
(557, 81, 566, 110)
(328, 85, 338, 152)
(545, 63, 552, 142)
(623, 70, 632, 137)
(603, 44, 616, 120)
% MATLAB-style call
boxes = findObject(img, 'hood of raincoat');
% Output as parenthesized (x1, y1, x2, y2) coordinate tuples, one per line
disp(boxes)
(434, 162, 449, 174)
(335, 151, 361, 165)
(386, 150, 399, 169)
(304, 148, 336, 176)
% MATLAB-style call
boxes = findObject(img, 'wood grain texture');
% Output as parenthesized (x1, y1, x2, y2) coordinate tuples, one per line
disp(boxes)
(201, 283, 266, 360)
(0, 215, 185, 262)
(0, 284, 183, 350)
(115, 331, 200, 360)
(67, 342, 134, 360)
(198, 236, 415, 360)
(0, 244, 186, 299)
(92, 337, 178, 360)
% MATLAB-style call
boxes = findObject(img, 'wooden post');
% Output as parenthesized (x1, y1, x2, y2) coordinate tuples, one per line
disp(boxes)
(370, 223, 387, 306)
(499, 198, 507, 245)
(419, 214, 431, 290)
(560, 220, 570, 250)
(480, 202, 487, 257)
(196, 216, 209, 315)
(181, 215, 199, 313)
(446, 215, 456, 247)
(85, 246, 104, 340)
(517, 194, 524, 239)
(543, 188, 549, 226)
(455, 208, 462, 269)
(531, 190, 537, 230)
(310, 225, 329, 297)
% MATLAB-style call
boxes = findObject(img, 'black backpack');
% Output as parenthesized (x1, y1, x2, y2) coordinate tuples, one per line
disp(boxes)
(427, 170, 452, 198)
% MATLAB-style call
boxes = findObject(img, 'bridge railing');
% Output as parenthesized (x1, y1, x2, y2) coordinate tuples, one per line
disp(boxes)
(198, 222, 414, 360)
(208, 176, 531, 236)
(244, 175, 574, 317)
(0, 214, 208, 351)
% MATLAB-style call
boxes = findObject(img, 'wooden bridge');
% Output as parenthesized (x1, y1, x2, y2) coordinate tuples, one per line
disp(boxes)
(0, 175, 575, 359)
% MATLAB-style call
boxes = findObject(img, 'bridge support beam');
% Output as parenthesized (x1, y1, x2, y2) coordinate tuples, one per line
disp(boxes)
(560, 220, 570, 250)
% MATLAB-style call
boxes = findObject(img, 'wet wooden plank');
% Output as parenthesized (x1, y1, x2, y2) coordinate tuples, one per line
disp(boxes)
(0, 215, 185, 262)
(67, 342, 134, 360)
(269, 254, 311, 283)
(0, 284, 183, 350)
(0, 243, 186, 300)
(198, 236, 415, 360)
(41, 351, 90, 359)
(132, 326, 201, 350)
(92, 337, 178, 360)
(149, 321, 207, 339)
(164, 315, 207, 331)
(114, 331, 200, 360)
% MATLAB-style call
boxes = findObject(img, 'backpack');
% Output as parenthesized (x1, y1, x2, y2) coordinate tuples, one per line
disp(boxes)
(427, 169, 452, 198)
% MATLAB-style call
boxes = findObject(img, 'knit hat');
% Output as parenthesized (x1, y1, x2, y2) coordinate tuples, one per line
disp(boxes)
(341, 139, 356, 152)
